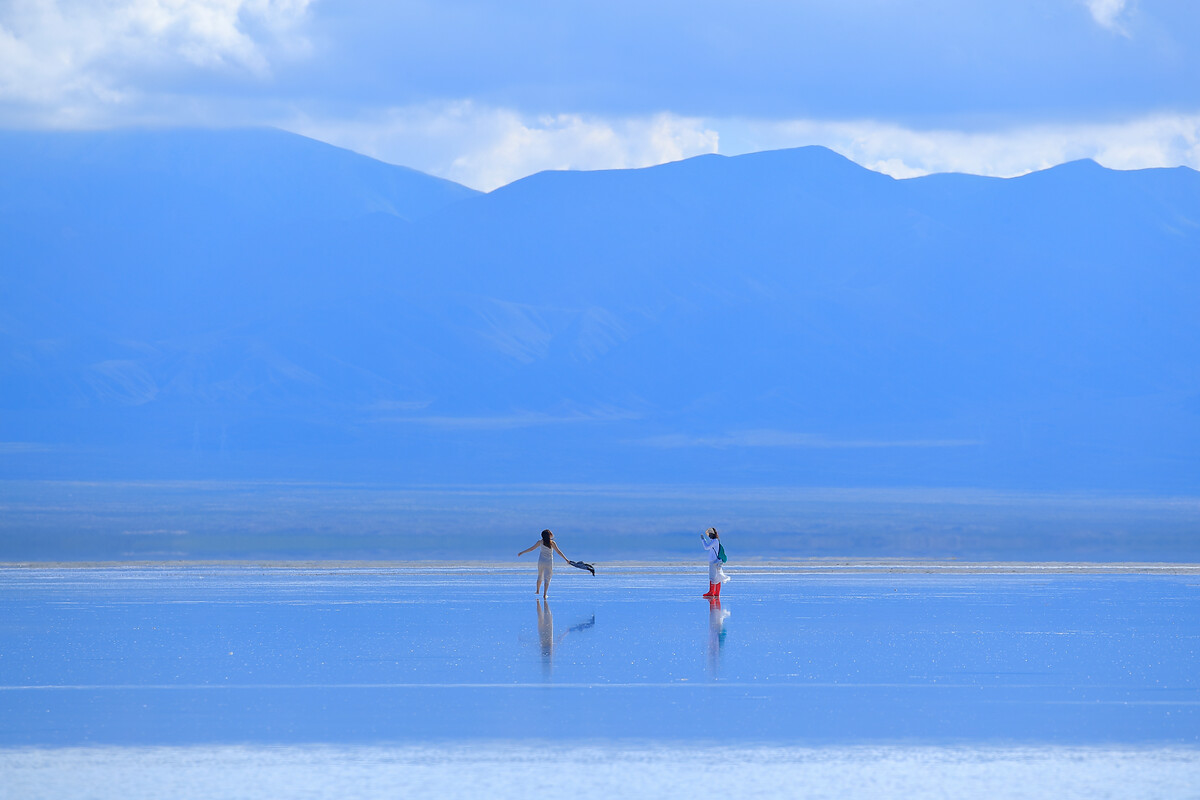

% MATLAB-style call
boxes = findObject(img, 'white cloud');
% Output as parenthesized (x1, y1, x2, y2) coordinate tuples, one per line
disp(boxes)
(0, 0, 311, 116)
(1082, 0, 1131, 32)
(286, 104, 1200, 191)
(714, 113, 1200, 180)
(289, 101, 719, 191)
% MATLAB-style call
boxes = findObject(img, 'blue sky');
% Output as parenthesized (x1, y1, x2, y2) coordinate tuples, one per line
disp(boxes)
(2, 0, 1198, 189)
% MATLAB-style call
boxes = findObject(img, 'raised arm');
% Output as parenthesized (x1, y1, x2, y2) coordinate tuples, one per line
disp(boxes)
(518, 542, 541, 556)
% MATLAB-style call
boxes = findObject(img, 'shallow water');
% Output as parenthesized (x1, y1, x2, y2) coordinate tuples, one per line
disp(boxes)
(2, 565, 1198, 797)
(3, 743, 1200, 800)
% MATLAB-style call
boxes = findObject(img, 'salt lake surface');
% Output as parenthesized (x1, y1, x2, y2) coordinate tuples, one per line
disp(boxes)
(2, 564, 1198, 798)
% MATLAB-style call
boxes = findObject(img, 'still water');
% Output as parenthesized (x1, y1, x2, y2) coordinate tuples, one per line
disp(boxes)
(1, 565, 1198, 797)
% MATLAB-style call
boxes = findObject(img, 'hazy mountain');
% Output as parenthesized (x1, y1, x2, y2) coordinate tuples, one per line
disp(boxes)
(2, 130, 1198, 492)
(0, 127, 476, 224)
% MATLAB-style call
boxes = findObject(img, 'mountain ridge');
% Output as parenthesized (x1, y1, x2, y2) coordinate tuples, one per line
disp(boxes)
(1, 129, 1198, 492)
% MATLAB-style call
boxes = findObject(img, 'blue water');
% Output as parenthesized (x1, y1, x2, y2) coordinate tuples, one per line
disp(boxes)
(2, 565, 1198, 798)
(4, 743, 1199, 800)
(2, 565, 1198, 744)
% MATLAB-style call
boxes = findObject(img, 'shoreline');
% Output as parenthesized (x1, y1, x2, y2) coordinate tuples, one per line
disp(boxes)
(2, 559, 1199, 574)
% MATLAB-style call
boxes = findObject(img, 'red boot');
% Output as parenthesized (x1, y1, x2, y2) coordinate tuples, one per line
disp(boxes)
(713, 581, 722, 597)
(703, 583, 715, 597)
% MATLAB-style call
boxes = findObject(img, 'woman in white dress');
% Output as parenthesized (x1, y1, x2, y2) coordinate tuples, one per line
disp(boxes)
(518, 529, 573, 597)
(701, 527, 729, 597)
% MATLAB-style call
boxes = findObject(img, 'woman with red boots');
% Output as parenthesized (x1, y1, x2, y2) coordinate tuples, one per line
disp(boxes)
(701, 527, 729, 597)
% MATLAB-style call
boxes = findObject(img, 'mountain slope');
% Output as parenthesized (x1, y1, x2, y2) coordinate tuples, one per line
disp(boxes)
(2, 136, 1198, 491)
(0, 127, 477, 224)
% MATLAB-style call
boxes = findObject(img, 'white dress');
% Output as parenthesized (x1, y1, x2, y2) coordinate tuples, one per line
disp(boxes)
(701, 534, 729, 584)
(538, 543, 554, 582)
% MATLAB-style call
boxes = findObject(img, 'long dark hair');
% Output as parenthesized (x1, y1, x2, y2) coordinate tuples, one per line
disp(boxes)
(541, 529, 553, 546)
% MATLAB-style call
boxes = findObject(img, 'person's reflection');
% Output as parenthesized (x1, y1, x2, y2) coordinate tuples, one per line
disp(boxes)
(537, 599, 555, 674)
(707, 597, 730, 678)
(535, 600, 595, 678)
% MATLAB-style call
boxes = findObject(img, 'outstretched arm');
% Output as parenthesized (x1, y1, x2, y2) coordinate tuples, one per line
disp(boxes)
(518, 542, 540, 556)
(552, 541, 572, 564)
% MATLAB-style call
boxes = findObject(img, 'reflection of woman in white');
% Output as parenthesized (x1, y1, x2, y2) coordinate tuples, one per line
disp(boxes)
(707, 596, 730, 677)
(701, 527, 729, 598)
(518, 529, 573, 598)
(533, 600, 596, 677)
(536, 599, 556, 674)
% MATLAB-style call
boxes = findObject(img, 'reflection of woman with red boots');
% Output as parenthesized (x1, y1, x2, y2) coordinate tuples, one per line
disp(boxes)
(701, 527, 729, 598)
(707, 590, 730, 678)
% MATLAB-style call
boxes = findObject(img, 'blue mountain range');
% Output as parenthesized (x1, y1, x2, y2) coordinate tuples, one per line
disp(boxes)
(2, 128, 1198, 492)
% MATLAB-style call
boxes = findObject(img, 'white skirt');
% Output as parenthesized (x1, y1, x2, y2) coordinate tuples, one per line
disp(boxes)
(709, 561, 729, 584)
